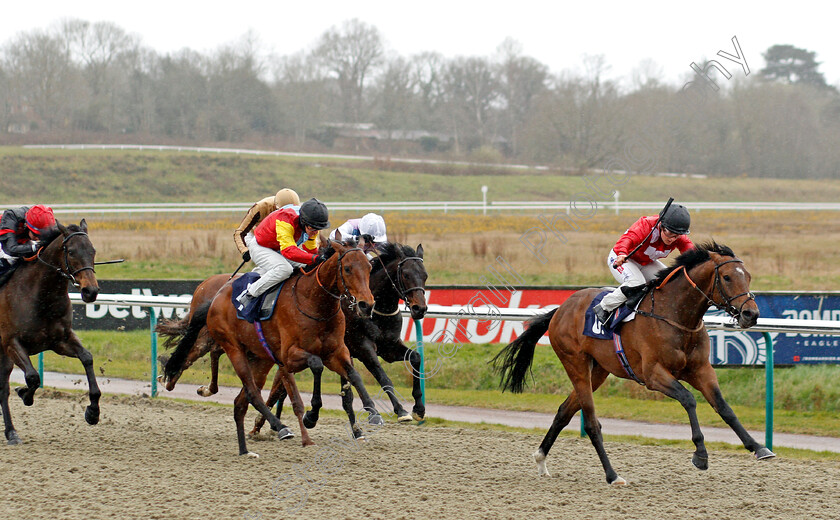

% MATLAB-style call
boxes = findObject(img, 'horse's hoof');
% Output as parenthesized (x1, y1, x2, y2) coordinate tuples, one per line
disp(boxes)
(245, 451, 260, 458)
(6, 432, 22, 445)
(411, 411, 425, 422)
(303, 412, 319, 429)
(609, 476, 628, 486)
(397, 413, 413, 423)
(755, 447, 776, 460)
(533, 449, 551, 477)
(277, 428, 295, 441)
(85, 406, 100, 425)
(16, 387, 34, 406)
(368, 414, 384, 426)
(692, 453, 709, 470)
(196, 386, 213, 397)
(352, 425, 366, 441)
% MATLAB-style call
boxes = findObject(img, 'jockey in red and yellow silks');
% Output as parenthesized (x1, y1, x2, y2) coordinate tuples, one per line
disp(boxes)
(235, 198, 330, 309)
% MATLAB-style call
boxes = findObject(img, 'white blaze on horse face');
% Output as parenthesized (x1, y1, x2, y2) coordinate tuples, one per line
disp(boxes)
(735, 267, 745, 276)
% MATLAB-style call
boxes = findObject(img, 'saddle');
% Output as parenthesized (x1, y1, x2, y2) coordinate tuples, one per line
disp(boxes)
(0, 260, 19, 289)
(583, 284, 650, 340)
(230, 272, 287, 323)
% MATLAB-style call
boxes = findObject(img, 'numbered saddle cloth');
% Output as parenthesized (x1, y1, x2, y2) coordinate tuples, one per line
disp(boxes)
(230, 272, 286, 323)
(583, 290, 638, 340)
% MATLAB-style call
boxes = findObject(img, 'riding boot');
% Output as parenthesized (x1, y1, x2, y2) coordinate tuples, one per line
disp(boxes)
(593, 304, 612, 326)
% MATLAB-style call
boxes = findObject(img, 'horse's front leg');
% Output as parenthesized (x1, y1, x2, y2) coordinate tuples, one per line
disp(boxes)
(684, 363, 775, 460)
(379, 338, 424, 421)
(0, 354, 21, 444)
(274, 366, 314, 447)
(325, 348, 383, 427)
(53, 334, 101, 424)
(646, 363, 709, 470)
(302, 355, 324, 428)
(355, 338, 411, 422)
(8, 338, 39, 406)
(250, 367, 288, 435)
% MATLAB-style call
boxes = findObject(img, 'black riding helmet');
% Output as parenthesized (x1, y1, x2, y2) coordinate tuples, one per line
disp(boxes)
(299, 198, 330, 230)
(660, 203, 690, 235)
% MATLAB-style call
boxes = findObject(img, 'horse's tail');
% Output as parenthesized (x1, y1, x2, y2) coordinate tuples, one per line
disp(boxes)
(491, 308, 557, 393)
(155, 314, 192, 351)
(163, 301, 211, 382)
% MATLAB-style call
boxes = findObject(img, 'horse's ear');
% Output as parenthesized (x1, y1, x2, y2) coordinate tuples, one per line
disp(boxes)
(79, 219, 88, 233)
(416, 244, 424, 258)
(335, 229, 342, 241)
(57, 221, 68, 236)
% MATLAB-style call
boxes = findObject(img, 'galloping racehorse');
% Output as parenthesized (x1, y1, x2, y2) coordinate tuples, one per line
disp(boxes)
(162, 238, 380, 456)
(159, 242, 428, 434)
(0, 221, 101, 445)
(251, 242, 427, 435)
(493, 242, 774, 485)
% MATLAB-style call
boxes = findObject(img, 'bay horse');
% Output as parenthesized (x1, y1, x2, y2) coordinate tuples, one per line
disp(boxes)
(158, 242, 428, 434)
(493, 242, 774, 485)
(251, 242, 427, 435)
(0, 221, 101, 445)
(162, 237, 380, 456)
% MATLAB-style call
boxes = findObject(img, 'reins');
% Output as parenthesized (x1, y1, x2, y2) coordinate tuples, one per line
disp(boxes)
(371, 252, 424, 316)
(636, 258, 755, 332)
(292, 247, 365, 322)
(33, 231, 95, 287)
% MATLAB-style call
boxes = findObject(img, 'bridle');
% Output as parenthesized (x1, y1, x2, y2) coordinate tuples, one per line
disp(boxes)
(35, 231, 95, 288)
(638, 257, 755, 332)
(371, 254, 425, 316)
(293, 246, 366, 321)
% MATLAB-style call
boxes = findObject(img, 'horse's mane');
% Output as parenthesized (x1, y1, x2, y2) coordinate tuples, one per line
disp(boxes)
(371, 242, 418, 273)
(649, 241, 735, 287)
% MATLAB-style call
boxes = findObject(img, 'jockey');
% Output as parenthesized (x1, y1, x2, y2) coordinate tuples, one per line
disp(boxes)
(593, 203, 695, 325)
(234, 188, 301, 262)
(0, 204, 56, 274)
(236, 197, 330, 307)
(329, 213, 387, 254)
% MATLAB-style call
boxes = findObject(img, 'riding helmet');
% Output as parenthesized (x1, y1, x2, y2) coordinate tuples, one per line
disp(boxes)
(25, 204, 56, 235)
(359, 213, 387, 243)
(660, 203, 690, 235)
(299, 198, 330, 230)
(274, 188, 300, 209)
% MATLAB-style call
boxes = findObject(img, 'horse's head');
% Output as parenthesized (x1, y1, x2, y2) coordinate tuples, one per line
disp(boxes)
(327, 235, 374, 318)
(706, 251, 758, 328)
(50, 219, 99, 303)
(395, 244, 428, 319)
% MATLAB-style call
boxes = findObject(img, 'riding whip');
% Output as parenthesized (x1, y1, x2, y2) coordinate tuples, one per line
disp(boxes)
(228, 258, 248, 280)
(612, 197, 674, 268)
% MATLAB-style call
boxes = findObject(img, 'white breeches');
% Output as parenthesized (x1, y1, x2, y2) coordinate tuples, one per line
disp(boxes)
(600, 249, 666, 311)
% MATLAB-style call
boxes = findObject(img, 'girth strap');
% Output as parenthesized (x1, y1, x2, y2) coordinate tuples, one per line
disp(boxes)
(613, 333, 645, 386)
(254, 321, 283, 366)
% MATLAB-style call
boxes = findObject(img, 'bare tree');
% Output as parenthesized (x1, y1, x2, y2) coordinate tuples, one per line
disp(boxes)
(271, 51, 329, 144)
(443, 56, 499, 151)
(314, 19, 384, 123)
(495, 38, 548, 156)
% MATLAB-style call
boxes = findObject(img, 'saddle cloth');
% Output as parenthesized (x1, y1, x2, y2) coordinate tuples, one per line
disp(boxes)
(582, 290, 638, 340)
(231, 272, 286, 323)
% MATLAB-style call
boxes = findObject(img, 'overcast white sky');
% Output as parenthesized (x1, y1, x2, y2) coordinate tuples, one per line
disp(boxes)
(2, 1, 837, 87)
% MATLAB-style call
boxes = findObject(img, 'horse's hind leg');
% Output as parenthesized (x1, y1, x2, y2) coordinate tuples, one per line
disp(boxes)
(0, 354, 21, 444)
(250, 368, 288, 435)
(684, 364, 775, 460)
(197, 345, 222, 397)
(565, 357, 625, 485)
(534, 364, 610, 477)
(8, 339, 39, 406)
(54, 334, 101, 425)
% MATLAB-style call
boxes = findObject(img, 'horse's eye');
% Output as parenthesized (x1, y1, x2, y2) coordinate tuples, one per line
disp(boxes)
(344, 266, 351, 274)
(723, 275, 731, 282)
(68, 250, 75, 257)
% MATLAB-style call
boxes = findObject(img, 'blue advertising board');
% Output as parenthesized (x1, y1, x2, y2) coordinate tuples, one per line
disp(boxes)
(710, 293, 840, 365)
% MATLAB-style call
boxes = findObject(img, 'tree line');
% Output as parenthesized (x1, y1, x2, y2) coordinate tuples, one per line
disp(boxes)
(1, 18, 837, 179)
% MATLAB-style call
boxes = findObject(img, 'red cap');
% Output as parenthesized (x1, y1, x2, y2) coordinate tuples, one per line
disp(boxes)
(26, 205, 56, 235)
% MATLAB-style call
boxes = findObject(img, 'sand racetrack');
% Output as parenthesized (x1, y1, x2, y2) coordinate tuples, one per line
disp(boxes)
(1, 391, 839, 520)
